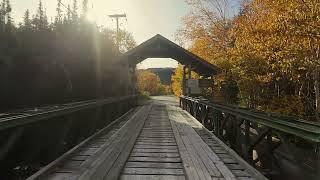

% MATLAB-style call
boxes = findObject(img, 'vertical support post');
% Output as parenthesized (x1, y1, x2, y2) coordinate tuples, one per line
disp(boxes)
(266, 130, 273, 170)
(316, 143, 320, 180)
(211, 75, 215, 101)
(132, 65, 136, 95)
(244, 120, 251, 161)
(182, 65, 187, 96)
(188, 64, 192, 79)
(187, 64, 192, 96)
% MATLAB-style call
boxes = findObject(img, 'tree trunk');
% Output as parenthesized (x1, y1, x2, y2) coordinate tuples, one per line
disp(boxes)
(314, 68, 320, 121)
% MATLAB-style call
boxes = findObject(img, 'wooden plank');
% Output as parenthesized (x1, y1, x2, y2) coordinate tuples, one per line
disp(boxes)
(46, 172, 79, 180)
(141, 130, 173, 132)
(136, 140, 176, 143)
(68, 155, 90, 161)
(131, 152, 180, 158)
(77, 105, 151, 180)
(122, 168, 184, 175)
(103, 105, 153, 180)
(176, 120, 225, 178)
(135, 142, 177, 146)
(140, 132, 173, 137)
(139, 135, 175, 138)
(170, 106, 238, 180)
(137, 138, 176, 142)
(132, 149, 178, 153)
(226, 164, 245, 170)
(221, 158, 237, 164)
(119, 175, 186, 180)
(181, 110, 267, 180)
(176, 120, 217, 179)
(119, 104, 186, 180)
(125, 162, 183, 169)
(231, 170, 251, 177)
(60, 160, 83, 169)
(169, 108, 201, 180)
(170, 107, 216, 179)
(27, 109, 136, 180)
(134, 145, 178, 149)
(128, 157, 181, 163)
(76, 147, 98, 156)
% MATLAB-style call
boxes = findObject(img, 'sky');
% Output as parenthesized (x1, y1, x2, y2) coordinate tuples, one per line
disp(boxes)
(11, 0, 239, 69)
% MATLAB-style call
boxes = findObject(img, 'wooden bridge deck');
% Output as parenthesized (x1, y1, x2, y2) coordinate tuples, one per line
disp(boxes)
(28, 96, 266, 180)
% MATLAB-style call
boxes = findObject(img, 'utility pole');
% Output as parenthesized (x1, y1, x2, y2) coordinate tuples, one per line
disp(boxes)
(108, 13, 126, 52)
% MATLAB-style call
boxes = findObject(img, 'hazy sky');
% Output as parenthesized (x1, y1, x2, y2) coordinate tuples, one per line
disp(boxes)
(11, 0, 238, 69)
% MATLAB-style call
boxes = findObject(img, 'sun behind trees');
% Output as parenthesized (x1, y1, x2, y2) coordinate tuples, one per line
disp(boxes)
(174, 0, 320, 119)
(0, 0, 136, 111)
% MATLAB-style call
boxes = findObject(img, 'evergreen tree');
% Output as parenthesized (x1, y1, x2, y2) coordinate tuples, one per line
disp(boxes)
(0, 0, 6, 32)
(23, 9, 32, 30)
(67, 4, 72, 22)
(5, 0, 12, 32)
(33, 0, 48, 30)
(81, 0, 88, 19)
(72, 0, 78, 23)
(55, 0, 62, 26)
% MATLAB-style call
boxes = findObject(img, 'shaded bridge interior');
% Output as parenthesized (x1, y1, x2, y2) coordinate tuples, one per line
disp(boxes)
(118, 34, 219, 77)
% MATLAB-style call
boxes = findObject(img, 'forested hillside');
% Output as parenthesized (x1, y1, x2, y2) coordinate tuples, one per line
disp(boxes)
(0, 0, 135, 112)
(174, 0, 320, 120)
(147, 68, 175, 85)
(136, 69, 172, 96)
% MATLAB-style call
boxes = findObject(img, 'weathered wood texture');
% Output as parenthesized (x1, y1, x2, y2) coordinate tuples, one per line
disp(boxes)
(28, 96, 266, 180)
(119, 104, 186, 180)
(27, 105, 151, 180)
(167, 100, 266, 180)
(179, 109, 267, 180)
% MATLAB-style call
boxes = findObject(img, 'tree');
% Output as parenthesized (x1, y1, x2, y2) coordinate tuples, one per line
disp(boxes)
(33, 0, 48, 30)
(0, 0, 6, 32)
(104, 29, 136, 53)
(23, 9, 32, 30)
(54, 0, 62, 27)
(72, 0, 78, 23)
(4, 0, 11, 32)
(81, 0, 88, 19)
(136, 70, 170, 96)
(171, 66, 183, 96)
(231, 0, 320, 116)
(176, 0, 320, 118)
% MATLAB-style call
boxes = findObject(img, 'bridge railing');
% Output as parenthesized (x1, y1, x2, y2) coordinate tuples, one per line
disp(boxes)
(180, 96, 320, 177)
(0, 95, 137, 178)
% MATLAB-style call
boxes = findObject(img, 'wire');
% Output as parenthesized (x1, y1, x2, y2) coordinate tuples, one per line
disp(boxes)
(58, 0, 77, 16)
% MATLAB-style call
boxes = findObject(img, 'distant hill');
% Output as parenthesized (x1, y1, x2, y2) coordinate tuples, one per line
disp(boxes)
(147, 68, 175, 85)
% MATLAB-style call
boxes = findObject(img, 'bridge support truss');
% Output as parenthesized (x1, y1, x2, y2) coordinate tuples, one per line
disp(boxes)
(180, 96, 320, 179)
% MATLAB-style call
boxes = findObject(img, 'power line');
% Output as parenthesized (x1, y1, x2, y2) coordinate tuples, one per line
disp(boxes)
(58, 0, 76, 17)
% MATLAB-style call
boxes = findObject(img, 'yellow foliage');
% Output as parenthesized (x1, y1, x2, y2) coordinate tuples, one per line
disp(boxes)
(136, 70, 171, 96)
(176, 0, 320, 117)
(171, 66, 183, 96)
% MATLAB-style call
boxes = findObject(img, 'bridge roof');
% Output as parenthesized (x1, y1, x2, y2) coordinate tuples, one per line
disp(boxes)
(119, 34, 219, 76)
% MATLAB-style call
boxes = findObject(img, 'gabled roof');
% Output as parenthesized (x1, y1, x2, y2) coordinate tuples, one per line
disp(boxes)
(118, 34, 219, 76)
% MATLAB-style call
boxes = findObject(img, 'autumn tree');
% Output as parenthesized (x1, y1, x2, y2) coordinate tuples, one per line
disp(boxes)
(231, 0, 319, 116)
(177, 0, 320, 118)
(171, 66, 184, 96)
(136, 70, 171, 96)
